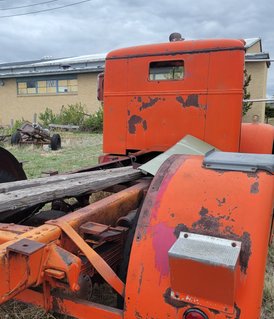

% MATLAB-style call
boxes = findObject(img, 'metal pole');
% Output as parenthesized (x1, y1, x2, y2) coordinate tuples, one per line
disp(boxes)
(243, 98, 274, 103)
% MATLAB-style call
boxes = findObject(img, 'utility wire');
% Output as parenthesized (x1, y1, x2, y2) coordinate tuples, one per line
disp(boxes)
(0, 0, 61, 11)
(0, 0, 93, 18)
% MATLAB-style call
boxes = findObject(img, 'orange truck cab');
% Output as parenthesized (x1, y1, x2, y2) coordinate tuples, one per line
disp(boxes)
(102, 38, 273, 156)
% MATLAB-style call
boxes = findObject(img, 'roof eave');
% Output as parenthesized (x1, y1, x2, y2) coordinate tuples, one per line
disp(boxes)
(0, 68, 104, 79)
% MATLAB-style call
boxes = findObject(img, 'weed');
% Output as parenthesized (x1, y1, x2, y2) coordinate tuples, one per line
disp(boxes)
(39, 104, 103, 132)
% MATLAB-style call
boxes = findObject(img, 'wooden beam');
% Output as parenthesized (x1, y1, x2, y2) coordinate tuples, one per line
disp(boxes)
(0, 169, 127, 193)
(0, 167, 142, 213)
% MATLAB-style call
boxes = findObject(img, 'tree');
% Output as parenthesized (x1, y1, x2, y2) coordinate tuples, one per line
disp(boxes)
(243, 69, 253, 116)
(265, 97, 274, 123)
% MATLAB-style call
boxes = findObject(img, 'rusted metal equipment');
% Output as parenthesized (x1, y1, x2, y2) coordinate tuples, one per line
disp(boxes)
(11, 121, 61, 150)
(0, 36, 273, 319)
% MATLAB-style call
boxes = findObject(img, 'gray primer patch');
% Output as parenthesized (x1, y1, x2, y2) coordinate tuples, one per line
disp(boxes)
(250, 181, 259, 194)
(128, 115, 147, 134)
(176, 94, 199, 108)
(139, 97, 160, 111)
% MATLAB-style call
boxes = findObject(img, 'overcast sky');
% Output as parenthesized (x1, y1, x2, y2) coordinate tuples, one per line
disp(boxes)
(0, 0, 273, 95)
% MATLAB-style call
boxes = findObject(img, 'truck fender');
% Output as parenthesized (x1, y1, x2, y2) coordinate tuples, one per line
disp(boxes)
(125, 154, 273, 319)
(240, 123, 274, 154)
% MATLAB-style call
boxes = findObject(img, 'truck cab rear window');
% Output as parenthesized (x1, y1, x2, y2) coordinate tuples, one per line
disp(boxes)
(149, 60, 184, 81)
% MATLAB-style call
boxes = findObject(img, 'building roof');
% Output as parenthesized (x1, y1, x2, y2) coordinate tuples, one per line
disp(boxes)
(0, 38, 269, 79)
(0, 53, 106, 79)
(244, 38, 262, 50)
(245, 52, 271, 67)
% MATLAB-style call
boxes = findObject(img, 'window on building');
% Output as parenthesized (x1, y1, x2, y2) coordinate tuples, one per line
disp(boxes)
(17, 76, 78, 95)
(149, 60, 184, 81)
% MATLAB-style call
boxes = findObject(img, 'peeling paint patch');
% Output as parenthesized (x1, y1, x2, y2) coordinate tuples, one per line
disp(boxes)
(137, 264, 144, 294)
(135, 311, 143, 319)
(239, 232, 252, 274)
(174, 223, 189, 238)
(142, 120, 147, 130)
(139, 97, 160, 111)
(216, 197, 226, 206)
(192, 206, 221, 233)
(163, 288, 188, 308)
(250, 181, 259, 194)
(234, 303, 241, 319)
(128, 115, 148, 134)
(174, 207, 252, 274)
(176, 94, 199, 108)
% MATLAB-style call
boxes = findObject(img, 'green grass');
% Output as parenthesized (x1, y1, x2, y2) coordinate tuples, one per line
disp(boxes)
(0, 132, 273, 318)
(5, 132, 103, 178)
(262, 243, 274, 318)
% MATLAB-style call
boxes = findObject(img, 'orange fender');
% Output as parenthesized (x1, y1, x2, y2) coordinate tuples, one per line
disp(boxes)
(240, 123, 274, 154)
(125, 154, 273, 319)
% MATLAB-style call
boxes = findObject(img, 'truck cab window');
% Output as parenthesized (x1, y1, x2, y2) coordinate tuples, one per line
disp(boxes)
(149, 60, 184, 81)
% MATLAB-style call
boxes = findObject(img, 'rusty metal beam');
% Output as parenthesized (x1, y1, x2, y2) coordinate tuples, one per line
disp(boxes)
(0, 180, 149, 305)
(0, 224, 35, 244)
(16, 289, 123, 319)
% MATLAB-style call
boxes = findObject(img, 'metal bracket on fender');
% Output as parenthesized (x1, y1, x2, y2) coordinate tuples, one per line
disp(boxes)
(168, 232, 241, 314)
(203, 150, 274, 173)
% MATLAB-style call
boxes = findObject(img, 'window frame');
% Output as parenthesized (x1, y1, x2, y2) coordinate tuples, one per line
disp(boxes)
(16, 75, 78, 96)
(148, 60, 185, 82)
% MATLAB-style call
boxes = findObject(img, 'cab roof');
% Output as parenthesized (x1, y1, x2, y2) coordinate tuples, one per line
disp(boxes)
(106, 39, 245, 60)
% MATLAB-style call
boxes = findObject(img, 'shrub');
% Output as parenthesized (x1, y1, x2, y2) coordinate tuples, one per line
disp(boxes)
(39, 108, 58, 127)
(82, 107, 103, 132)
(39, 103, 86, 127)
(39, 104, 103, 132)
(11, 118, 26, 134)
(58, 103, 86, 126)
(265, 102, 274, 123)
(243, 69, 253, 116)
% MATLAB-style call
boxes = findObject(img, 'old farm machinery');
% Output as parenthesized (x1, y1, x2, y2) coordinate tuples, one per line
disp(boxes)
(0, 37, 273, 319)
(11, 121, 61, 150)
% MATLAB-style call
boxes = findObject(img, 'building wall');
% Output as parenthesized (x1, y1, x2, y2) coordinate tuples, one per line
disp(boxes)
(243, 41, 268, 123)
(244, 62, 268, 123)
(245, 41, 261, 54)
(0, 72, 101, 126)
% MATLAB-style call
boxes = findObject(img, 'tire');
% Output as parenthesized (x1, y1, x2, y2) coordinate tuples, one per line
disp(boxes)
(0, 170, 17, 183)
(0, 146, 27, 182)
(50, 133, 61, 150)
(11, 131, 21, 145)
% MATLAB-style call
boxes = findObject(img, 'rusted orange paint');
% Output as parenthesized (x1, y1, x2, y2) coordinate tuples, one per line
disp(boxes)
(1, 156, 272, 319)
(240, 123, 274, 154)
(46, 219, 125, 296)
(0, 37, 272, 319)
(16, 289, 123, 319)
(0, 181, 147, 305)
(124, 155, 273, 319)
(104, 39, 245, 154)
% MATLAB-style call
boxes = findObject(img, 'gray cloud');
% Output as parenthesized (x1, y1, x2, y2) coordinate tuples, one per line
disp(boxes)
(0, 0, 273, 94)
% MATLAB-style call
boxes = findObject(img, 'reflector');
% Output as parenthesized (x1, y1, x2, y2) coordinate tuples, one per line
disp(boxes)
(184, 309, 208, 319)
